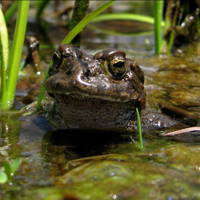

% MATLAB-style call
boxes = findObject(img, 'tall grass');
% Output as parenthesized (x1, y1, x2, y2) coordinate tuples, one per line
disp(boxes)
(136, 108, 143, 150)
(0, 1, 30, 110)
(92, 13, 163, 25)
(154, 0, 164, 54)
(0, 8, 9, 105)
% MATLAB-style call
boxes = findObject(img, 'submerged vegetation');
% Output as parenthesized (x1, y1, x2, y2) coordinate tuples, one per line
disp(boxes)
(0, 158, 21, 184)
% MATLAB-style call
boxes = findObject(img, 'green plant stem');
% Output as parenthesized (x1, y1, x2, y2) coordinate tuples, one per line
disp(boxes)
(0, 170, 8, 184)
(154, 0, 164, 54)
(1, 1, 30, 109)
(4, 1, 19, 23)
(92, 13, 165, 26)
(36, 0, 116, 109)
(0, 8, 9, 103)
(35, 0, 50, 19)
(136, 108, 143, 150)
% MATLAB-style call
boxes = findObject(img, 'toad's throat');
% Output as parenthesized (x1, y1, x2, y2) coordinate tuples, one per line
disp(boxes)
(52, 94, 138, 130)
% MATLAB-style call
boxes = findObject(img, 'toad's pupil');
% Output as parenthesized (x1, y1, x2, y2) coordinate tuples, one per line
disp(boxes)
(113, 61, 124, 68)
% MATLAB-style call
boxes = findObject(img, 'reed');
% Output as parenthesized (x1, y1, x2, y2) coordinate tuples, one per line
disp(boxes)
(0, 1, 30, 109)
(92, 13, 164, 26)
(154, 0, 164, 54)
(136, 108, 143, 150)
(0, 8, 9, 106)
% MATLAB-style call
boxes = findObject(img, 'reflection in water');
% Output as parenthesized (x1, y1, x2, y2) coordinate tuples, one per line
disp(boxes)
(0, 115, 22, 158)
(42, 129, 135, 166)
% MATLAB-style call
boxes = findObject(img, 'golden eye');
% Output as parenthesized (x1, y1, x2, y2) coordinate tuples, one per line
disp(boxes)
(52, 50, 62, 69)
(108, 55, 127, 78)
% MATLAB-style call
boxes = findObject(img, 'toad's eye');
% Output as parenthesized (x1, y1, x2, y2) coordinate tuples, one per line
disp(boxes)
(52, 50, 62, 69)
(108, 55, 127, 78)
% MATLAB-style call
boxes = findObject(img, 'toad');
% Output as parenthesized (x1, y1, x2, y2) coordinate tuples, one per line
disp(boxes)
(44, 44, 175, 132)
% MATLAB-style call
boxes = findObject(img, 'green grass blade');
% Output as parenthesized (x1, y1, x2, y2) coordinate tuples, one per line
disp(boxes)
(0, 8, 9, 102)
(92, 13, 165, 26)
(1, 1, 30, 109)
(36, 0, 116, 108)
(0, 170, 8, 184)
(4, 1, 19, 23)
(154, 0, 164, 54)
(10, 158, 21, 174)
(136, 108, 143, 150)
(3, 161, 12, 179)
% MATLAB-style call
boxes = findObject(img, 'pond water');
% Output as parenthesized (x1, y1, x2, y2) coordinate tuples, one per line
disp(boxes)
(1, 1, 200, 199)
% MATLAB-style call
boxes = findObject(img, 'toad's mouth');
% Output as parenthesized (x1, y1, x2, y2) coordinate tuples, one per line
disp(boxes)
(48, 90, 144, 103)
(48, 90, 146, 110)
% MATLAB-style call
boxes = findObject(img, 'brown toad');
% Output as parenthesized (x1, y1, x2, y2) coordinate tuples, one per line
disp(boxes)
(44, 44, 175, 132)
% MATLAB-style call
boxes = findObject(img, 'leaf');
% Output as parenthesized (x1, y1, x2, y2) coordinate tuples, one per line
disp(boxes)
(10, 158, 21, 174)
(3, 161, 11, 179)
(0, 170, 8, 184)
(136, 108, 143, 150)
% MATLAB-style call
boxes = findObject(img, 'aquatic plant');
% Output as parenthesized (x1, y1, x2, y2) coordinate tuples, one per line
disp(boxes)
(0, 158, 21, 184)
(136, 108, 143, 150)
(0, 1, 30, 110)
(154, 0, 164, 54)
(92, 1, 164, 54)
(0, 7, 9, 108)
(35, 0, 165, 53)
(92, 13, 163, 26)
